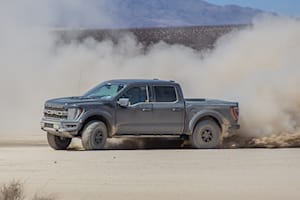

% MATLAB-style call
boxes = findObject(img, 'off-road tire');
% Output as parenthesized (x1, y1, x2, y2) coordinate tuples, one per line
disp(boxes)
(47, 133, 72, 150)
(81, 121, 108, 150)
(190, 119, 221, 149)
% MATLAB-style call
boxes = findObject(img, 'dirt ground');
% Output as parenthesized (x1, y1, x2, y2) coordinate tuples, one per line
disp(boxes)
(0, 136, 300, 200)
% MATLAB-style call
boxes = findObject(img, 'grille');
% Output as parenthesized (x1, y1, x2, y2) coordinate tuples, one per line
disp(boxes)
(45, 104, 65, 111)
(44, 113, 67, 120)
(44, 104, 68, 120)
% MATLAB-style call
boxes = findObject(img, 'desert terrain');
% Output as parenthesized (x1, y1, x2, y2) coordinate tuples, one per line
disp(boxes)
(0, 0, 299, 199)
(0, 135, 300, 200)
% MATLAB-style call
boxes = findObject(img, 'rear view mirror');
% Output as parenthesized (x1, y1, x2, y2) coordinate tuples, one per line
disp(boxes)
(117, 98, 130, 107)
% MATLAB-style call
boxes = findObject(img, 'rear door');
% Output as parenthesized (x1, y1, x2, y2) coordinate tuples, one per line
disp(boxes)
(151, 85, 185, 134)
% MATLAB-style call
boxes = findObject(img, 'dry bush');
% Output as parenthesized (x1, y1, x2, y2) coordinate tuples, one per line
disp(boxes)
(0, 181, 56, 200)
(0, 180, 24, 200)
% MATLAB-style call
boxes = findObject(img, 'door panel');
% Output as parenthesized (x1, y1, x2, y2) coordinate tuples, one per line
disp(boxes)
(116, 103, 153, 134)
(115, 85, 154, 134)
(152, 85, 185, 134)
(152, 102, 184, 134)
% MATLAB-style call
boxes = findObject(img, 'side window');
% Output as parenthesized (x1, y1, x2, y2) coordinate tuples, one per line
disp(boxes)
(121, 86, 148, 105)
(154, 86, 177, 102)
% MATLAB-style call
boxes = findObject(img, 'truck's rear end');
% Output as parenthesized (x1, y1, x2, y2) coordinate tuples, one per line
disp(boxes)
(184, 98, 240, 148)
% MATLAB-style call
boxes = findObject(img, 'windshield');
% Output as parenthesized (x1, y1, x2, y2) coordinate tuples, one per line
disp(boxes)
(84, 83, 125, 99)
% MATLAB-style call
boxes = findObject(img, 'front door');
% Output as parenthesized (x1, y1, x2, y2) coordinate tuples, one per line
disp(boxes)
(115, 85, 154, 134)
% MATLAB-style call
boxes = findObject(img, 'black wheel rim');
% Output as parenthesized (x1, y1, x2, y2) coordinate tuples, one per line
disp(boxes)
(59, 137, 68, 142)
(94, 130, 103, 145)
(201, 128, 213, 143)
(54, 135, 71, 147)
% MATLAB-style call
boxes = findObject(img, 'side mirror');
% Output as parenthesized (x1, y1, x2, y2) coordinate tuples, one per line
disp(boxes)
(117, 98, 130, 107)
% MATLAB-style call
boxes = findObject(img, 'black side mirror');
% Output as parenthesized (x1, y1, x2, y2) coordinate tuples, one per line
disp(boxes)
(117, 98, 130, 107)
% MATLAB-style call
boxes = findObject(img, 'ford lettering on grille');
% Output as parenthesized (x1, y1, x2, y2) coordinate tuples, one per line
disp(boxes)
(45, 110, 65, 116)
(44, 109, 68, 119)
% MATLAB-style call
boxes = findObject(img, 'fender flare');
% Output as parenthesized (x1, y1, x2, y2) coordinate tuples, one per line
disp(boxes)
(79, 109, 114, 137)
(188, 110, 224, 135)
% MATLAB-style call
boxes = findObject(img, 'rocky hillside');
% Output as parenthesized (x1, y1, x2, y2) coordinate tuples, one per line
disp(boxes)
(57, 25, 246, 50)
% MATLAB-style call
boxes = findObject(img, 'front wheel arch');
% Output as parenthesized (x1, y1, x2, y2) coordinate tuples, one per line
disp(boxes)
(79, 115, 112, 137)
(81, 120, 108, 150)
(47, 133, 72, 150)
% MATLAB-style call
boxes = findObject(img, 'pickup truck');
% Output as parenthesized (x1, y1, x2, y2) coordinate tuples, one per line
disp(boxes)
(41, 79, 240, 150)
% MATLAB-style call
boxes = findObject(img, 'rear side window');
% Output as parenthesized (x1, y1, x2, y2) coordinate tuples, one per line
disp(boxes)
(154, 86, 177, 102)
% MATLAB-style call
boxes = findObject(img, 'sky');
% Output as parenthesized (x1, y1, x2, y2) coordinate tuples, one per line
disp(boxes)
(207, 0, 300, 16)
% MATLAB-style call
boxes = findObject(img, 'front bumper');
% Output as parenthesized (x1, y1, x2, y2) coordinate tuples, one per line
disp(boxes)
(40, 118, 81, 138)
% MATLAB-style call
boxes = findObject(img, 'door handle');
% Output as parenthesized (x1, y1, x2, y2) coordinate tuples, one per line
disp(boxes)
(142, 108, 152, 112)
(172, 108, 181, 112)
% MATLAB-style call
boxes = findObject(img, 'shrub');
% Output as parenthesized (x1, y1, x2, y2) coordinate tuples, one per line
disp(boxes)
(0, 181, 56, 200)
(0, 180, 24, 200)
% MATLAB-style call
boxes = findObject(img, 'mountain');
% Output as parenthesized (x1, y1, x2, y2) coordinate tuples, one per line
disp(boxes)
(107, 0, 266, 28)
(53, 0, 270, 28)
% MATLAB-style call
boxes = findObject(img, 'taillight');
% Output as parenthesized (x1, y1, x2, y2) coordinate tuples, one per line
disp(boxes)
(231, 106, 239, 121)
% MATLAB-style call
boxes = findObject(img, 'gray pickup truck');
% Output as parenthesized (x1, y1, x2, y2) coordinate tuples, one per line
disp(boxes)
(41, 79, 240, 150)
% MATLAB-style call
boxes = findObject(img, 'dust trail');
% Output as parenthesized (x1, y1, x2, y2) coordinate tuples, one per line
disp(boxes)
(0, 1, 300, 148)
(223, 132, 300, 148)
(67, 137, 184, 150)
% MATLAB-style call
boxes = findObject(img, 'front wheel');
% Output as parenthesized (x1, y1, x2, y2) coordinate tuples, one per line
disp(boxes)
(190, 120, 221, 149)
(47, 133, 72, 150)
(81, 121, 108, 150)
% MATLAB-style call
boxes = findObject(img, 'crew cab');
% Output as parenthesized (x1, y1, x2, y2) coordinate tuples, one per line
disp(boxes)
(41, 79, 240, 150)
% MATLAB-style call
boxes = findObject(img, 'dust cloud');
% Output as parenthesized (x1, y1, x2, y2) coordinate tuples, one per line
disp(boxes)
(0, 1, 300, 147)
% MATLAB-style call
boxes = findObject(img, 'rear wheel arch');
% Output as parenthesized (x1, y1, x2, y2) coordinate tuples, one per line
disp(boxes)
(190, 118, 222, 149)
(193, 115, 222, 133)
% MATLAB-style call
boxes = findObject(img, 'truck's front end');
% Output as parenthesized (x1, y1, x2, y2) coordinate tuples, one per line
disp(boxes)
(40, 80, 126, 150)
(41, 100, 84, 138)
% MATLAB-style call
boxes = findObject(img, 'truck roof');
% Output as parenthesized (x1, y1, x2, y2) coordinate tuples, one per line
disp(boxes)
(106, 79, 178, 85)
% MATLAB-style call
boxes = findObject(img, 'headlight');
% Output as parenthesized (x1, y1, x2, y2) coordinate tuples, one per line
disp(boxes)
(67, 108, 83, 120)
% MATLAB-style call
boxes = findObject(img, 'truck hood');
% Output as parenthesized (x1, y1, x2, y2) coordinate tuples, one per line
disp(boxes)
(45, 96, 109, 108)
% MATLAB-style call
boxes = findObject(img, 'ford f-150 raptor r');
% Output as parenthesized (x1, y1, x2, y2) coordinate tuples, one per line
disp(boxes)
(41, 79, 240, 150)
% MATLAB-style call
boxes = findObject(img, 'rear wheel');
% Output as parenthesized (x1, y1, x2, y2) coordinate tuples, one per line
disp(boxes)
(47, 133, 72, 150)
(81, 121, 108, 150)
(190, 120, 221, 149)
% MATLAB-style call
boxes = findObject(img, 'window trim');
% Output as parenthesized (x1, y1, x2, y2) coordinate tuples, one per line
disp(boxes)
(117, 84, 150, 106)
(152, 85, 179, 103)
